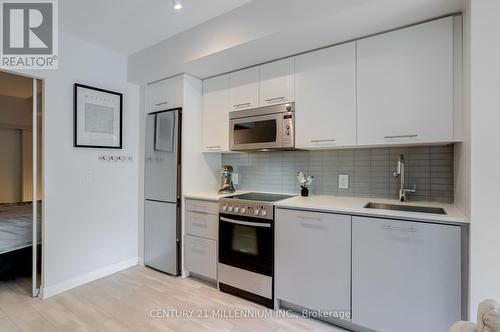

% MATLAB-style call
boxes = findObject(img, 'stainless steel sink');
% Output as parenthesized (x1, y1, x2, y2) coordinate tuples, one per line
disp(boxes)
(364, 202, 446, 215)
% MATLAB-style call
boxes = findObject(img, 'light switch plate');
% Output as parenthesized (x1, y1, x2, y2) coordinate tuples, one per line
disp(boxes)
(82, 170, 94, 183)
(338, 174, 349, 189)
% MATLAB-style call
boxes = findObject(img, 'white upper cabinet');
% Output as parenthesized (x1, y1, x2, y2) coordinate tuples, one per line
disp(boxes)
(202, 16, 461, 150)
(229, 67, 259, 111)
(229, 58, 294, 111)
(357, 17, 454, 145)
(146, 75, 183, 113)
(259, 58, 295, 106)
(202, 74, 230, 152)
(295, 42, 357, 149)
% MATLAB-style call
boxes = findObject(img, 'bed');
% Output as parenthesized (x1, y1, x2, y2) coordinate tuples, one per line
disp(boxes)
(0, 202, 41, 277)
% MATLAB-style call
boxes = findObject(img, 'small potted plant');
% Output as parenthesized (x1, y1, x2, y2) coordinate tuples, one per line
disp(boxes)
(297, 172, 314, 197)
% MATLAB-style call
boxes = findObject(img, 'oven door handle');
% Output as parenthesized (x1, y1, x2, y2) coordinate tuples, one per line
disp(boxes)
(220, 216, 271, 228)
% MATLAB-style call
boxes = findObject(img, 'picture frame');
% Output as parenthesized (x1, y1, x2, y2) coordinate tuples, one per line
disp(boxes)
(74, 83, 123, 149)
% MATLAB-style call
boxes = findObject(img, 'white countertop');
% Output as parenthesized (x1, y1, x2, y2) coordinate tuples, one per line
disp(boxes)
(183, 190, 248, 202)
(276, 195, 469, 225)
(183, 191, 469, 225)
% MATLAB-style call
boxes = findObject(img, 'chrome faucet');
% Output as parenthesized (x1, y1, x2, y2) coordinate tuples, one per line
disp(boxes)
(393, 154, 416, 202)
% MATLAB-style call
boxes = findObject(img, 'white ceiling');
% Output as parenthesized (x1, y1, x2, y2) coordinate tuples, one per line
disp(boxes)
(59, 0, 252, 55)
(0, 71, 33, 99)
(128, 0, 465, 83)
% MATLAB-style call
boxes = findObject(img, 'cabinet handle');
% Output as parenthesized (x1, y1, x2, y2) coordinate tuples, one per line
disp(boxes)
(300, 222, 325, 230)
(382, 224, 417, 233)
(265, 96, 285, 102)
(233, 102, 251, 108)
(220, 217, 271, 228)
(193, 205, 206, 212)
(155, 101, 168, 106)
(191, 214, 206, 224)
(205, 145, 222, 150)
(191, 248, 206, 255)
(383, 134, 418, 139)
(310, 139, 336, 143)
(297, 215, 322, 221)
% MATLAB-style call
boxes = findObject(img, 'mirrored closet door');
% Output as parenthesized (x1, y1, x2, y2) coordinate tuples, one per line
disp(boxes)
(0, 71, 43, 297)
(33, 78, 43, 296)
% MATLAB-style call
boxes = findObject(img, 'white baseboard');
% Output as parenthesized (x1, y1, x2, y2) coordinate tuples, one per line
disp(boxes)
(42, 257, 138, 299)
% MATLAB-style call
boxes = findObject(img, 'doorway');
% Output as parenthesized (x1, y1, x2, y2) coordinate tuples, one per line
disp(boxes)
(0, 70, 43, 297)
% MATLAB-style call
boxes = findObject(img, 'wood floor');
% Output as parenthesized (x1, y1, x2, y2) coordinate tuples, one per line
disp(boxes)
(0, 266, 346, 331)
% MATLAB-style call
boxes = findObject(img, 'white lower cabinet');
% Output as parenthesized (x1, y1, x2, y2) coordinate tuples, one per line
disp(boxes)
(185, 198, 219, 215)
(185, 211, 217, 240)
(275, 209, 351, 316)
(275, 210, 464, 331)
(184, 199, 218, 280)
(352, 216, 462, 332)
(184, 235, 217, 280)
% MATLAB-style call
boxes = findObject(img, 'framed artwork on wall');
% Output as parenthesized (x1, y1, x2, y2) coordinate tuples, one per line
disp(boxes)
(74, 83, 123, 149)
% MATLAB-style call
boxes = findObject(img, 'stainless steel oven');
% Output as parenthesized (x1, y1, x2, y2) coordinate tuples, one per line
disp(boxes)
(229, 103, 294, 151)
(218, 192, 295, 308)
(219, 215, 273, 276)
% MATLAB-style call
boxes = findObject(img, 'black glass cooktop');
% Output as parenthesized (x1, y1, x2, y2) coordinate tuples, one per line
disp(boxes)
(226, 192, 295, 202)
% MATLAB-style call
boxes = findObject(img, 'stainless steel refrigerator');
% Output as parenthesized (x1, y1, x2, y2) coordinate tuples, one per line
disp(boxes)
(144, 109, 181, 275)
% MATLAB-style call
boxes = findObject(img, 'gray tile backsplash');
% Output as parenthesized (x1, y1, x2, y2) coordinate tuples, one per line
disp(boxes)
(222, 145, 454, 203)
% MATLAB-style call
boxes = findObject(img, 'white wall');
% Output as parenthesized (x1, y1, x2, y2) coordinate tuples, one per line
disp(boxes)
(454, 3, 471, 217)
(469, 0, 500, 317)
(12, 32, 140, 297)
(128, 0, 463, 83)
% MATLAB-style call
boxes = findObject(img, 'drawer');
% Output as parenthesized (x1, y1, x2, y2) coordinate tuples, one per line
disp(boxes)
(184, 235, 217, 280)
(185, 199, 218, 215)
(185, 211, 218, 240)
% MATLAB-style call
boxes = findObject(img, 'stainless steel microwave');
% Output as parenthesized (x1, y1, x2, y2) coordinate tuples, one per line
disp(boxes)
(229, 103, 294, 151)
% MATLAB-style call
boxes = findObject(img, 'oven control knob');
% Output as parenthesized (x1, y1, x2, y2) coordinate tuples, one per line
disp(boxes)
(240, 208, 246, 214)
(222, 205, 227, 212)
(261, 210, 267, 216)
(234, 207, 239, 213)
(253, 209, 260, 216)
(228, 206, 233, 212)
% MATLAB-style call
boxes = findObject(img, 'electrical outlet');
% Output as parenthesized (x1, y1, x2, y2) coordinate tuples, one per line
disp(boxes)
(232, 173, 239, 185)
(338, 174, 349, 189)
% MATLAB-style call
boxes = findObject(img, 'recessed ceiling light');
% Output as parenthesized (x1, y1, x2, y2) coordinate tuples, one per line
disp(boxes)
(173, 0, 182, 10)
